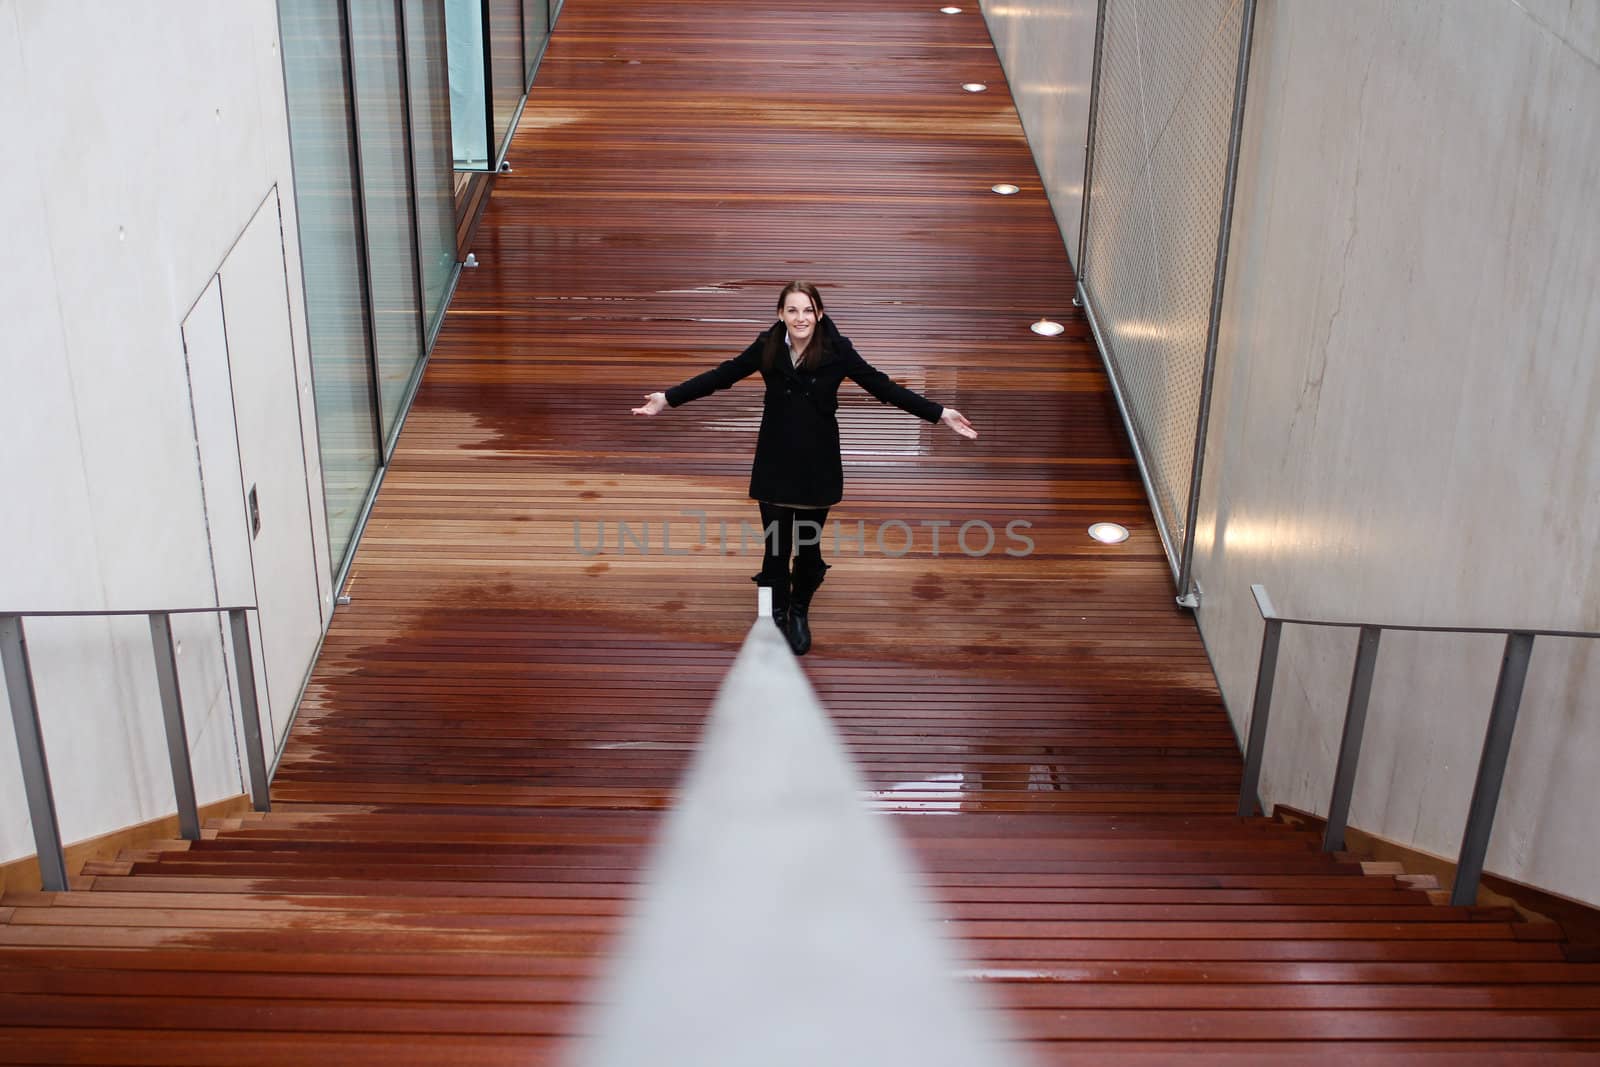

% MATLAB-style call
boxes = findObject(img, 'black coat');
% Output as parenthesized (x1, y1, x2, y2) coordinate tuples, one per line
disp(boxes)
(664, 317, 944, 507)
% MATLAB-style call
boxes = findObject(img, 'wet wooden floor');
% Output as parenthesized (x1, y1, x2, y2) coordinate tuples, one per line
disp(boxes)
(3, 1, 1599, 1062)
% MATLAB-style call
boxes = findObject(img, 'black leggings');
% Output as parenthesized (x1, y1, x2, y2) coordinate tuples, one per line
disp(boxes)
(757, 503, 831, 576)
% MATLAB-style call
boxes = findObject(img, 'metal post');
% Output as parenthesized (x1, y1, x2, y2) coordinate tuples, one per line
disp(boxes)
(394, 0, 431, 416)
(1323, 626, 1381, 852)
(1175, 0, 1258, 604)
(228, 611, 272, 813)
(148, 614, 201, 841)
(1236, 616, 1282, 817)
(480, 0, 496, 167)
(337, 0, 389, 462)
(1073, 0, 1109, 290)
(1451, 632, 1535, 906)
(0, 616, 70, 892)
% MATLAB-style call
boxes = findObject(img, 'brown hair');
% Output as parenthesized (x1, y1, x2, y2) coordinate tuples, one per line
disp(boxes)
(763, 281, 829, 372)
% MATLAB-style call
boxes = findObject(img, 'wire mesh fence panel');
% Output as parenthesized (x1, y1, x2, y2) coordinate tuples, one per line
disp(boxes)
(1082, 0, 1246, 577)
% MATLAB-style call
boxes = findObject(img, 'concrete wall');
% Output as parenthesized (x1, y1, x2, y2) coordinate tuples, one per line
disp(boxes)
(0, 1, 330, 864)
(1195, 0, 1600, 906)
(986, 0, 1600, 905)
(981, 0, 1098, 272)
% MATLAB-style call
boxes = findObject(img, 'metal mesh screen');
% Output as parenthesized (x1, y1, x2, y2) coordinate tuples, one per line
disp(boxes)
(1082, 0, 1245, 575)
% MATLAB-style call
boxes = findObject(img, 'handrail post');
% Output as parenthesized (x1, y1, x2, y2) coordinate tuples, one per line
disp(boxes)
(0, 615, 70, 892)
(1451, 631, 1535, 906)
(148, 613, 201, 840)
(1323, 626, 1382, 852)
(1236, 615, 1283, 817)
(228, 610, 272, 813)
(1073, 0, 1109, 290)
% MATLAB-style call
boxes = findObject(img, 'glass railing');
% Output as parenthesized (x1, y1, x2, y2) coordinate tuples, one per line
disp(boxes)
(447, 0, 555, 171)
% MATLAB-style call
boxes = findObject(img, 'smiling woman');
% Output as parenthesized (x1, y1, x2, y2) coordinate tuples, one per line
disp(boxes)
(632, 282, 977, 656)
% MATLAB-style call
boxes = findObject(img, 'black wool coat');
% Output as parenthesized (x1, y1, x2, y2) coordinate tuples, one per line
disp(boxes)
(664, 317, 944, 507)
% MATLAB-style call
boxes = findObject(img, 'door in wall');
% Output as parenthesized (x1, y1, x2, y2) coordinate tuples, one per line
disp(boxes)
(184, 189, 327, 752)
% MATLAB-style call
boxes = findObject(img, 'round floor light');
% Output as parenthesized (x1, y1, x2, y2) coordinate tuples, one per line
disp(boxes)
(1088, 522, 1130, 544)
(941, 5, 963, 12)
(992, 183, 1020, 195)
(1030, 318, 1065, 336)
(962, 82, 988, 93)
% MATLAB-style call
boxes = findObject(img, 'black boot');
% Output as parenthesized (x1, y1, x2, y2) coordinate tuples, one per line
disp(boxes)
(752, 559, 790, 637)
(785, 560, 829, 656)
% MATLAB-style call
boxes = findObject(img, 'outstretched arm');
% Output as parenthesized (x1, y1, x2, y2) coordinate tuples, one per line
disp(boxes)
(845, 345, 978, 439)
(630, 337, 765, 416)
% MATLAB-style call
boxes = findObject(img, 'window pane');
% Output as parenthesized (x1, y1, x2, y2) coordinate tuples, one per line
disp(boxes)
(445, 0, 489, 168)
(349, 0, 424, 450)
(523, 0, 550, 86)
(489, 0, 523, 163)
(404, 0, 458, 342)
(279, 0, 381, 571)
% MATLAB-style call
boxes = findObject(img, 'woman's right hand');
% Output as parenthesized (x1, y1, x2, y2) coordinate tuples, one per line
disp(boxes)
(632, 392, 668, 416)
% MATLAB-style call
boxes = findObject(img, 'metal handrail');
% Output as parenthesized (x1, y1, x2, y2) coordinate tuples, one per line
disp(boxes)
(1237, 583, 1600, 906)
(0, 605, 270, 892)
(0, 605, 257, 618)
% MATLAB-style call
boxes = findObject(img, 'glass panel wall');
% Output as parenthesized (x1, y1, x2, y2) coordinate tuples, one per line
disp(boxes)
(444, 0, 489, 168)
(523, 0, 551, 85)
(446, 0, 560, 170)
(489, 0, 524, 165)
(349, 0, 424, 450)
(279, 0, 382, 569)
(280, 0, 462, 579)
(405, 0, 459, 341)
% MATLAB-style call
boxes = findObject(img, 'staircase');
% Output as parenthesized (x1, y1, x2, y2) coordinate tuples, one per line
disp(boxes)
(4, 804, 1598, 1062)
(5, 0, 1599, 1060)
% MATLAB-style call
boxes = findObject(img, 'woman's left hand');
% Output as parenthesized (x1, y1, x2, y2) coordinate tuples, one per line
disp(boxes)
(940, 407, 978, 439)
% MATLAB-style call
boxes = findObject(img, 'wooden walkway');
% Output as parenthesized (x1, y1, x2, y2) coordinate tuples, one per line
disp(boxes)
(3, 1, 1599, 1062)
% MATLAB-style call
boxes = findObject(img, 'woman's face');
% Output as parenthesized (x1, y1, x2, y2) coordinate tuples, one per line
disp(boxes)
(781, 291, 820, 348)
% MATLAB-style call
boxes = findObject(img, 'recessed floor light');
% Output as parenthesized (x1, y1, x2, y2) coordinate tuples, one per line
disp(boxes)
(992, 183, 1020, 195)
(962, 82, 988, 93)
(1030, 318, 1065, 336)
(941, 5, 963, 12)
(1088, 522, 1130, 544)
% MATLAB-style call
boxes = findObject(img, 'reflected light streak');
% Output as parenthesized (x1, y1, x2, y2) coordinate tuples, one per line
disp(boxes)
(1113, 320, 1171, 342)
(875, 772, 968, 812)
(988, 6, 1075, 17)
(1019, 83, 1085, 97)
(1193, 516, 1364, 558)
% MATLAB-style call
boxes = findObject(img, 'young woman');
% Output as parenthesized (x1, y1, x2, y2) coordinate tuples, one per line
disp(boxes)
(632, 281, 976, 655)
